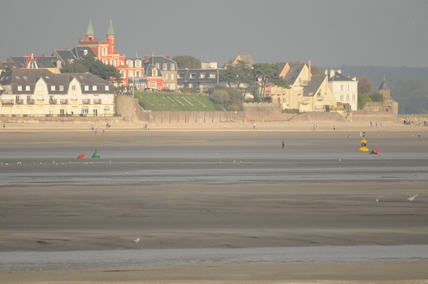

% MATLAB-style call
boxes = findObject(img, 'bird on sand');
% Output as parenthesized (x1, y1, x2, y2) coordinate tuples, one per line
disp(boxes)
(406, 193, 418, 201)
(133, 238, 140, 243)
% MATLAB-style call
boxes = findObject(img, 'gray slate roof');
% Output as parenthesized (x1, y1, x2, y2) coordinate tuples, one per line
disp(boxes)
(304, 74, 326, 97)
(284, 63, 305, 85)
(0, 69, 113, 95)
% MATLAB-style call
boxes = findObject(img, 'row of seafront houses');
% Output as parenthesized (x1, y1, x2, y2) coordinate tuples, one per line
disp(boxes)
(0, 20, 394, 119)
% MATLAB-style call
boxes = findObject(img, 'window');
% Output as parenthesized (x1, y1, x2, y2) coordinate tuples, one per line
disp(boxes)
(200, 73, 205, 79)
(163, 74, 168, 80)
(178, 73, 183, 79)
(92, 85, 97, 91)
(209, 73, 216, 79)
(103, 60, 108, 64)
(15, 76, 20, 79)
(352, 94, 356, 101)
(71, 85, 76, 91)
(119, 61, 123, 66)
(340, 95, 344, 101)
(135, 60, 141, 67)
(170, 74, 175, 80)
(135, 71, 141, 77)
(127, 60, 133, 67)
(102, 48, 107, 56)
(105, 85, 110, 91)
(340, 84, 344, 91)
(156, 63, 160, 69)
(170, 63, 175, 70)
(37, 85, 43, 91)
(18, 86, 22, 91)
(163, 63, 167, 70)
(23, 76, 28, 80)
(149, 81, 156, 88)
(128, 70, 134, 77)
(83, 50, 88, 56)
(111, 60, 116, 66)
(346, 84, 350, 91)
(82, 107, 89, 114)
(51, 86, 55, 91)
(189, 83, 193, 88)
(25, 86, 30, 91)
(317, 92, 321, 97)
(84, 86, 89, 91)
(346, 94, 349, 101)
(152, 69, 157, 76)
(189, 73, 196, 79)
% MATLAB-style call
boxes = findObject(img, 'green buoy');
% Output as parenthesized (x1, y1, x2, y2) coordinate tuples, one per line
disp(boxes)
(92, 149, 100, 158)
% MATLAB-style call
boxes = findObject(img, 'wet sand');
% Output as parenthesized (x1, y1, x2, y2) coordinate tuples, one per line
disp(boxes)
(0, 121, 427, 283)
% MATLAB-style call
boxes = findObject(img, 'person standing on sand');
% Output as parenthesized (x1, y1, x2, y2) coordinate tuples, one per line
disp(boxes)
(282, 140, 284, 148)
(333, 125, 336, 131)
(2, 123, 4, 129)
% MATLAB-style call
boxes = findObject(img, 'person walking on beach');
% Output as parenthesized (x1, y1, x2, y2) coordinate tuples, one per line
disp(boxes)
(282, 140, 284, 148)
(2, 123, 5, 129)
(333, 125, 336, 131)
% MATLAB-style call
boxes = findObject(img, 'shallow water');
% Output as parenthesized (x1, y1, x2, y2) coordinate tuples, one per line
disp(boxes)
(1, 245, 427, 271)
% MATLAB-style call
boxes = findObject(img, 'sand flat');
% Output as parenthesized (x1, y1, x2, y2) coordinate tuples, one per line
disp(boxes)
(0, 122, 427, 282)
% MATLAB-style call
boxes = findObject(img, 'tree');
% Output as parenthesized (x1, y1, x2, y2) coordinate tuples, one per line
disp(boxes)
(358, 93, 372, 110)
(208, 85, 243, 111)
(210, 89, 230, 110)
(392, 78, 428, 114)
(358, 76, 373, 95)
(172, 55, 201, 69)
(220, 60, 257, 94)
(60, 61, 88, 73)
(368, 92, 384, 102)
(61, 55, 122, 83)
(253, 63, 289, 100)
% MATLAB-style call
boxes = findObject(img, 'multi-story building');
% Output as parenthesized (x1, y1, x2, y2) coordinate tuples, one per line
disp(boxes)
(77, 20, 144, 87)
(177, 68, 225, 92)
(327, 69, 358, 111)
(146, 55, 178, 91)
(0, 69, 114, 117)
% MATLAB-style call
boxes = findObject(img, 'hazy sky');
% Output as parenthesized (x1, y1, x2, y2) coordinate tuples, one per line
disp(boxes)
(1, 0, 428, 68)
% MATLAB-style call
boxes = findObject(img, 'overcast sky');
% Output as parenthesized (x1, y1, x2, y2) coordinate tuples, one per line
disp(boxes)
(1, 0, 428, 68)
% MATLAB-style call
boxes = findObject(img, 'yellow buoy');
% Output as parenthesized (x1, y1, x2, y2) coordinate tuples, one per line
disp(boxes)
(359, 138, 369, 152)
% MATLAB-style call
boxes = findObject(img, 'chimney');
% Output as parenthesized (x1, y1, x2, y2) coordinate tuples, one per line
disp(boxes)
(66, 46, 70, 50)
(167, 55, 170, 59)
(329, 69, 335, 78)
(308, 60, 312, 81)
(324, 69, 328, 75)
(144, 54, 149, 63)
(337, 69, 342, 74)
(347, 75, 351, 78)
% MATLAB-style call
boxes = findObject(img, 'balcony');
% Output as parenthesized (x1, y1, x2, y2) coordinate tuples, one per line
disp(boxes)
(16, 99, 24, 104)
(82, 99, 91, 104)
(1, 99, 14, 105)
(60, 99, 69, 104)
(93, 99, 102, 104)
(49, 99, 57, 104)
(27, 99, 35, 104)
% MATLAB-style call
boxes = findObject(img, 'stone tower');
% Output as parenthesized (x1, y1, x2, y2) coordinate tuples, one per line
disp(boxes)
(378, 78, 390, 100)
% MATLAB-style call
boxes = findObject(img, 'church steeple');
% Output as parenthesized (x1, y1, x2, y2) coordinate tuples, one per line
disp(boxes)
(107, 19, 115, 36)
(86, 20, 94, 41)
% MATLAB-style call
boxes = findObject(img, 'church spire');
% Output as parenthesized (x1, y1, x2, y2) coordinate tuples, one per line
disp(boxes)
(86, 20, 94, 37)
(107, 19, 115, 36)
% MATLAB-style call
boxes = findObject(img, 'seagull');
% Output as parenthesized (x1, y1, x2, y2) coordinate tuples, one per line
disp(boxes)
(406, 193, 418, 201)
(133, 238, 140, 243)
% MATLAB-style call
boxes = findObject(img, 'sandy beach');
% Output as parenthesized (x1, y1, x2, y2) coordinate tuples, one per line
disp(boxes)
(0, 121, 427, 283)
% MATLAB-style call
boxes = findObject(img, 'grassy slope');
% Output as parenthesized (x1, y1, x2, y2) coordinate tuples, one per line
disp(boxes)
(136, 92, 217, 111)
